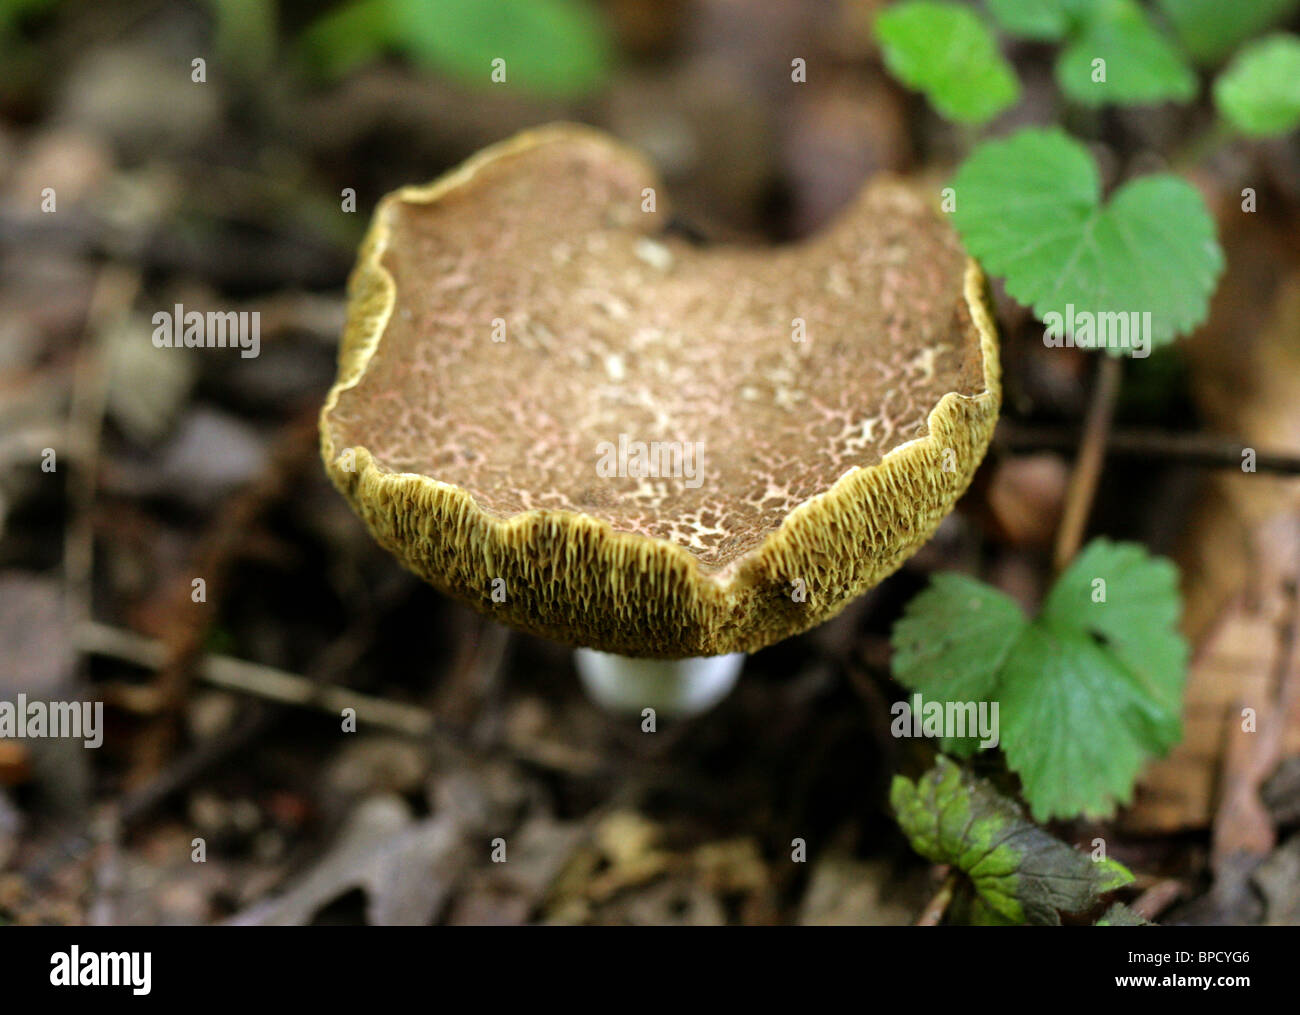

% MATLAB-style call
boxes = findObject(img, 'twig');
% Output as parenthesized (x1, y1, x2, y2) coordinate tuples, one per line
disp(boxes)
(916, 868, 958, 926)
(129, 408, 320, 787)
(1131, 878, 1186, 922)
(997, 422, 1300, 475)
(75, 620, 608, 780)
(1053, 354, 1123, 573)
(64, 266, 141, 631)
(30, 602, 396, 887)
(77, 621, 437, 738)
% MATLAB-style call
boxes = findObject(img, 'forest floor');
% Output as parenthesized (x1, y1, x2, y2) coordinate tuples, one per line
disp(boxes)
(1, 0, 1299, 925)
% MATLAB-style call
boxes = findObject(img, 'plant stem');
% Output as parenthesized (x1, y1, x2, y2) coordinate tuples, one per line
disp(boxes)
(916, 868, 959, 926)
(1053, 354, 1123, 573)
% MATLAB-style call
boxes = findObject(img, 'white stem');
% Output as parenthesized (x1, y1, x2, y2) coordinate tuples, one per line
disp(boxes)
(573, 648, 745, 718)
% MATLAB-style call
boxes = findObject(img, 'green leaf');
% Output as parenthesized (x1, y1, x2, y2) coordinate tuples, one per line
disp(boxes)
(998, 622, 1178, 821)
(301, 0, 613, 97)
(891, 573, 1027, 755)
(1214, 34, 1300, 137)
(1156, 0, 1299, 65)
(299, 0, 394, 79)
(1096, 901, 1152, 925)
(1010, 539, 1187, 821)
(1044, 539, 1187, 738)
(394, 0, 611, 98)
(951, 127, 1224, 349)
(875, 1, 1020, 124)
(1056, 0, 1195, 107)
(984, 0, 1073, 40)
(964, 893, 1021, 925)
(891, 757, 1135, 925)
(890, 539, 1189, 821)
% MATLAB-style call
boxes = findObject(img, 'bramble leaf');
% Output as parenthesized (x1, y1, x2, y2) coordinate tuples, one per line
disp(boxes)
(1156, 0, 1299, 64)
(891, 757, 1135, 925)
(1056, 0, 1195, 107)
(891, 539, 1188, 821)
(950, 127, 1223, 349)
(891, 573, 1026, 756)
(875, 1, 1020, 124)
(1044, 538, 1187, 739)
(1214, 34, 1300, 137)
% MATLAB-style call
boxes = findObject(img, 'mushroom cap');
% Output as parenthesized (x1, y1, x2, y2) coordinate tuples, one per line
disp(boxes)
(320, 124, 1000, 658)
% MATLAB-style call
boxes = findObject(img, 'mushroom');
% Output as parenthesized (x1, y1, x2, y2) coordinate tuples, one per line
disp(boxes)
(320, 124, 1000, 716)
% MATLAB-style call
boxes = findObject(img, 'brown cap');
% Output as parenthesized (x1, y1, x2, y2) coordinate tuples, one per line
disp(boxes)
(320, 124, 1000, 657)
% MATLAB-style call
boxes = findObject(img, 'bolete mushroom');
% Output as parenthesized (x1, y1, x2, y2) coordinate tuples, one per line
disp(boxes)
(320, 124, 1000, 715)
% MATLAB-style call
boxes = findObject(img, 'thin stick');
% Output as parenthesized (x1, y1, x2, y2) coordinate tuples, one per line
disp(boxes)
(76, 620, 437, 738)
(64, 266, 141, 630)
(1053, 355, 1123, 573)
(916, 868, 958, 926)
(1131, 878, 1185, 922)
(74, 620, 607, 779)
(997, 423, 1300, 475)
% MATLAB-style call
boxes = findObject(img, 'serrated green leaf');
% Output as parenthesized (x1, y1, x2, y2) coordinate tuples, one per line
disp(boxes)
(1214, 34, 1300, 137)
(1044, 538, 1187, 740)
(875, 1, 1020, 124)
(1056, 0, 1195, 107)
(888, 539, 1189, 821)
(891, 757, 1135, 924)
(999, 621, 1179, 821)
(951, 127, 1224, 349)
(1156, 0, 1299, 64)
(891, 573, 1027, 756)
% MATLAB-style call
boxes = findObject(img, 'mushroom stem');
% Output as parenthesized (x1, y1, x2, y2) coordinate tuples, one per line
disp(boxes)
(573, 648, 744, 718)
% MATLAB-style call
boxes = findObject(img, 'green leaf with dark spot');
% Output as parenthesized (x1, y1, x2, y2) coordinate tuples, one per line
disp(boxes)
(891, 757, 1134, 925)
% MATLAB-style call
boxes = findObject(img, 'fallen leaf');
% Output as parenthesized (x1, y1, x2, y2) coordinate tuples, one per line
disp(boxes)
(226, 795, 466, 926)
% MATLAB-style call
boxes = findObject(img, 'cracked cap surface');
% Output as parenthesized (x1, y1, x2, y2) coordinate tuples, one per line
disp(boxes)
(321, 123, 1001, 657)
